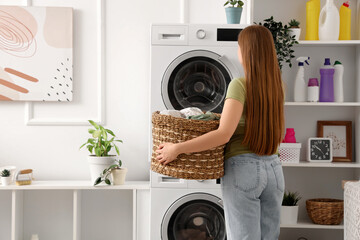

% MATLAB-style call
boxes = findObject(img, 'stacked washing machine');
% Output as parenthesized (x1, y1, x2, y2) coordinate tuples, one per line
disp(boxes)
(150, 24, 247, 240)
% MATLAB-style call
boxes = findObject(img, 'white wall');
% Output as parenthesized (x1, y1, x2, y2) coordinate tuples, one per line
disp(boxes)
(0, 0, 232, 181)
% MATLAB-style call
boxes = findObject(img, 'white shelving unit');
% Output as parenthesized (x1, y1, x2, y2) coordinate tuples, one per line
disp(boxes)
(281, 220, 344, 230)
(282, 162, 360, 168)
(0, 181, 150, 240)
(254, 0, 360, 239)
(285, 102, 360, 106)
(298, 40, 360, 46)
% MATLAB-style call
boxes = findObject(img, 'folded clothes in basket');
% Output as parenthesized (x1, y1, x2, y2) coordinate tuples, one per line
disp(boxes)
(187, 111, 220, 121)
(159, 107, 219, 121)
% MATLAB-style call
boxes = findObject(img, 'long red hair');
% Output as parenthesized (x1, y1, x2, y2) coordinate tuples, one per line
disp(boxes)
(238, 25, 285, 155)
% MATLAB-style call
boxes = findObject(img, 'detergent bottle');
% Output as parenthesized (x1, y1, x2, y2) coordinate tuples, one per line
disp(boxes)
(306, 0, 320, 40)
(319, 58, 335, 102)
(307, 78, 319, 102)
(294, 57, 310, 102)
(319, 0, 340, 40)
(339, 1, 351, 40)
(333, 61, 344, 102)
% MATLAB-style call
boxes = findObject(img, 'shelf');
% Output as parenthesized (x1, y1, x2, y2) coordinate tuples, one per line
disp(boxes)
(285, 102, 360, 106)
(0, 181, 150, 190)
(282, 162, 360, 168)
(281, 219, 344, 229)
(297, 40, 360, 46)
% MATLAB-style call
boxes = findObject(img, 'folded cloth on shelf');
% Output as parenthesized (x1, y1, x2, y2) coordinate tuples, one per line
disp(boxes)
(159, 110, 185, 118)
(180, 107, 203, 118)
(187, 111, 220, 121)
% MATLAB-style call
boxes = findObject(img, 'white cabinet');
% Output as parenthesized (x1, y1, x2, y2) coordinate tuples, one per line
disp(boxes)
(251, 0, 360, 239)
(0, 181, 149, 240)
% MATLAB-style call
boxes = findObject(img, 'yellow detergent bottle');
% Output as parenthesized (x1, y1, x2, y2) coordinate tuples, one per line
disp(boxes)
(339, 1, 351, 40)
(306, 0, 320, 40)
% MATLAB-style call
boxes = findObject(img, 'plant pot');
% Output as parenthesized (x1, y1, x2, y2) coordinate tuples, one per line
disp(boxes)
(88, 155, 116, 184)
(280, 205, 299, 224)
(0, 166, 16, 184)
(225, 7, 243, 24)
(1, 176, 11, 186)
(289, 28, 301, 41)
(111, 168, 128, 185)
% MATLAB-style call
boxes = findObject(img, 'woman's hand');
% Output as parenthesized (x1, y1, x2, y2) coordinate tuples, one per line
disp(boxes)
(156, 143, 180, 165)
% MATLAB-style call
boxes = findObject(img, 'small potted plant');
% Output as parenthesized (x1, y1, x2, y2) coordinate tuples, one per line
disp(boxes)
(281, 191, 301, 224)
(288, 19, 301, 41)
(94, 159, 128, 186)
(256, 16, 299, 69)
(80, 120, 123, 184)
(1, 169, 11, 186)
(224, 0, 244, 24)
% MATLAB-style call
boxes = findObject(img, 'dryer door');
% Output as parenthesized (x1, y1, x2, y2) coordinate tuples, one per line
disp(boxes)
(162, 50, 233, 113)
(162, 193, 226, 240)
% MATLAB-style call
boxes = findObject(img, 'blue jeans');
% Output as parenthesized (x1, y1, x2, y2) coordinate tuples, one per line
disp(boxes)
(221, 153, 285, 240)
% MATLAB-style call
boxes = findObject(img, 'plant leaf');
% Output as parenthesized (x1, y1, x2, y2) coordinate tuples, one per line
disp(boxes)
(105, 178, 111, 185)
(106, 129, 115, 136)
(79, 142, 87, 149)
(108, 164, 118, 170)
(94, 177, 102, 186)
(92, 130, 101, 138)
(88, 129, 95, 134)
(95, 147, 101, 156)
(88, 120, 99, 130)
(114, 145, 120, 156)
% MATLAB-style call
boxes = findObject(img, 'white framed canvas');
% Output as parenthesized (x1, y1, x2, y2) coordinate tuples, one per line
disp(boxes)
(0, 6, 73, 101)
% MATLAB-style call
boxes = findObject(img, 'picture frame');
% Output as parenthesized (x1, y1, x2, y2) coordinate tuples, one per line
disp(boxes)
(317, 121, 352, 162)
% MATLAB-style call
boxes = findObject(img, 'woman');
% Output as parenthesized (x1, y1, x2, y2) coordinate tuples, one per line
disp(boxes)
(156, 25, 285, 240)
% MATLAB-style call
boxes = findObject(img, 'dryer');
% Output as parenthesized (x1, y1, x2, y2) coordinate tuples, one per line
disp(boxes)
(150, 24, 248, 240)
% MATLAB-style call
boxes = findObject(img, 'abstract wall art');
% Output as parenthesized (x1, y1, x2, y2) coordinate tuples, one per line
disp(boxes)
(0, 6, 73, 101)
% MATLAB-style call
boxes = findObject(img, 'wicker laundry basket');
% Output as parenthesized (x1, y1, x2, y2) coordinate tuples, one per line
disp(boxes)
(151, 111, 225, 180)
(306, 198, 344, 225)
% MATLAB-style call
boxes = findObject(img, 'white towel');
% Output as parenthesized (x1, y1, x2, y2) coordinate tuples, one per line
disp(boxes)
(159, 110, 185, 118)
(180, 107, 203, 118)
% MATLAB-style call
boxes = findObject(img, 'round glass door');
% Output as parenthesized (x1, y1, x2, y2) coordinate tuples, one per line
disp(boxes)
(162, 193, 226, 240)
(162, 50, 232, 113)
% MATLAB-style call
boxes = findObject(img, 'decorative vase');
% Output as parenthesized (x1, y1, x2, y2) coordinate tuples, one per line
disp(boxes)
(280, 205, 299, 224)
(88, 155, 116, 184)
(289, 28, 301, 41)
(1, 176, 11, 186)
(225, 7, 243, 24)
(111, 168, 128, 185)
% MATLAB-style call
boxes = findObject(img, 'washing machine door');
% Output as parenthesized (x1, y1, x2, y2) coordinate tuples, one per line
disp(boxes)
(162, 50, 233, 113)
(161, 193, 226, 240)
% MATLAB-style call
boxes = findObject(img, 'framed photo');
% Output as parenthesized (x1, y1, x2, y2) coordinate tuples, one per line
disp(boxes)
(317, 121, 352, 162)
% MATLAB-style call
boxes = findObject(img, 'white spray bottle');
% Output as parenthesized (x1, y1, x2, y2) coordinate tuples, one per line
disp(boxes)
(294, 57, 310, 102)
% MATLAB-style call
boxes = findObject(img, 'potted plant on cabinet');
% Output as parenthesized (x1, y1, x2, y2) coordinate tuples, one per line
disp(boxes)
(224, 0, 244, 24)
(80, 120, 123, 184)
(281, 191, 301, 224)
(1, 169, 11, 186)
(288, 19, 301, 41)
(94, 159, 128, 186)
(256, 16, 298, 69)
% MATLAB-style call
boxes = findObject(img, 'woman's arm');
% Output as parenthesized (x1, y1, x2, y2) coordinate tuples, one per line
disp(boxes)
(156, 98, 243, 165)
